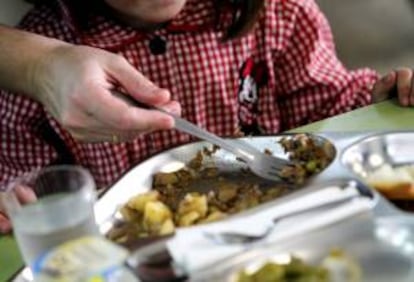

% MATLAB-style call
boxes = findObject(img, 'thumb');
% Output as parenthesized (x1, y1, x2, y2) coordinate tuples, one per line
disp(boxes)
(372, 71, 397, 103)
(108, 56, 170, 106)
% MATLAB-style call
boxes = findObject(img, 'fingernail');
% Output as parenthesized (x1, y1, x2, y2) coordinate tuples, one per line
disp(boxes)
(169, 109, 179, 116)
(163, 103, 181, 116)
(157, 88, 170, 97)
(170, 106, 181, 116)
(161, 116, 175, 128)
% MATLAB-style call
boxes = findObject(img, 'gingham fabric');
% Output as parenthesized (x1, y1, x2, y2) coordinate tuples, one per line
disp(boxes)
(0, 0, 378, 189)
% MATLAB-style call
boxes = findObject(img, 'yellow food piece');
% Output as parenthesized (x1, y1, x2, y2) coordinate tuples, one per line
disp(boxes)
(236, 258, 330, 282)
(177, 193, 208, 218)
(127, 190, 160, 212)
(199, 210, 228, 224)
(159, 218, 175, 235)
(178, 211, 201, 227)
(236, 270, 253, 282)
(236, 249, 360, 282)
(143, 201, 173, 233)
(322, 248, 362, 282)
(119, 206, 141, 222)
(253, 262, 285, 282)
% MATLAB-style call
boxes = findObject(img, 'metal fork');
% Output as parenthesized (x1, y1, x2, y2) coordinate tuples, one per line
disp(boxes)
(114, 92, 292, 181)
(204, 194, 362, 244)
(204, 181, 374, 244)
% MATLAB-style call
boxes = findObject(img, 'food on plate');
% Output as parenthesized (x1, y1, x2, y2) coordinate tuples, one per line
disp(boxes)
(236, 258, 329, 282)
(107, 180, 288, 241)
(365, 164, 414, 199)
(236, 249, 360, 282)
(279, 134, 335, 184)
(107, 134, 334, 242)
(321, 248, 361, 282)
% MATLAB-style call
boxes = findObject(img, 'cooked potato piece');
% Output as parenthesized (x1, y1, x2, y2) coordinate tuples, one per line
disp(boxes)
(119, 205, 141, 222)
(178, 211, 201, 227)
(159, 218, 175, 235)
(199, 210, 228, 223)
(253, 262, 285, 281)
(143, 201, 173, 233)
(237, 271, 253, 282)
(127, 190, 160, 212)
(177, 193, 208, 218)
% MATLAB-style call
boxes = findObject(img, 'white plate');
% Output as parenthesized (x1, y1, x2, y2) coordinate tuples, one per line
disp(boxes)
(95, 134, 338, 233)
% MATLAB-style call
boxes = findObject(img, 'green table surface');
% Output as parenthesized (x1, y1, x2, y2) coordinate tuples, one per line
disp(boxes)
(0, 234, 22, 282)
(1, 99, 413, 281)
(292, 99, 414, 132)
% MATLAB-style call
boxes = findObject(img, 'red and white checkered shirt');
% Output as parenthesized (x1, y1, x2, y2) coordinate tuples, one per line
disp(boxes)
(0, 0, 378, 189)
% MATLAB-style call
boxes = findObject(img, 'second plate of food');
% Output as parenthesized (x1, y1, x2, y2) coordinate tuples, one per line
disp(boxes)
(191, 214, 414, 282)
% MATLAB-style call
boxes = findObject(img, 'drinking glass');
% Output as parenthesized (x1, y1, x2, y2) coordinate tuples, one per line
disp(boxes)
(3, 165, 99, 268)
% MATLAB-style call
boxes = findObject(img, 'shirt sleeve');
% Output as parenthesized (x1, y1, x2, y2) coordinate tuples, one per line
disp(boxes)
(271, 0, 378, 130)
(0, 91, 59, 190)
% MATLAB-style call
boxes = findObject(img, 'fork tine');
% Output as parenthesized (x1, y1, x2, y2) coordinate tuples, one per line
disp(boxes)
(270, 165, 285, 171)
(266, 156, 292, 168)
(268, 169, 289, 179)
(269, 160, 290, 169)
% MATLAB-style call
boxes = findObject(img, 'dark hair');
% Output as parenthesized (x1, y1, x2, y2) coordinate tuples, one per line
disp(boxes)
(219, 0, 265, 40)
(26, 0, 264, 40)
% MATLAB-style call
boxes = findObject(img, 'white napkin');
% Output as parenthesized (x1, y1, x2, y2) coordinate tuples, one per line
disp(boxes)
(167, 186, 373, 274)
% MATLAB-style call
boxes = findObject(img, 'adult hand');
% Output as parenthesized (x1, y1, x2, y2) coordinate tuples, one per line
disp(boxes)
(372, 68, 414, 106)
(32, 44, 181, 142)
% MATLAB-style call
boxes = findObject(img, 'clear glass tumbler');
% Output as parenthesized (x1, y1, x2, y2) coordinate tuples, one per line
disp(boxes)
(3, 165, 99, 268)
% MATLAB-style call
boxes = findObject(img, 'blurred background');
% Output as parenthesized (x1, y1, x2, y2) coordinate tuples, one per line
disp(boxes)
(317, 0, 414, 74)
(1, 0, 414, 74)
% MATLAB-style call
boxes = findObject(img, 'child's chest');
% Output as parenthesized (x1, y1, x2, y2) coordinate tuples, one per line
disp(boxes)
(120, 31, 272, 107)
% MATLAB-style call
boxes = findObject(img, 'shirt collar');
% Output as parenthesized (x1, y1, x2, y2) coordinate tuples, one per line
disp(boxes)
(57, 0, 227, 51)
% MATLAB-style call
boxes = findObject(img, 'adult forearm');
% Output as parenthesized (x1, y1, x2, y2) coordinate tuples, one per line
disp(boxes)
(0, 24, 67, 100)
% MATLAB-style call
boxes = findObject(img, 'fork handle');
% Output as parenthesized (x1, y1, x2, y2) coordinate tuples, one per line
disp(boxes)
(113, 91, 255, 162)
(170, 114, 255, 161)
(272, 191, 360, 224)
